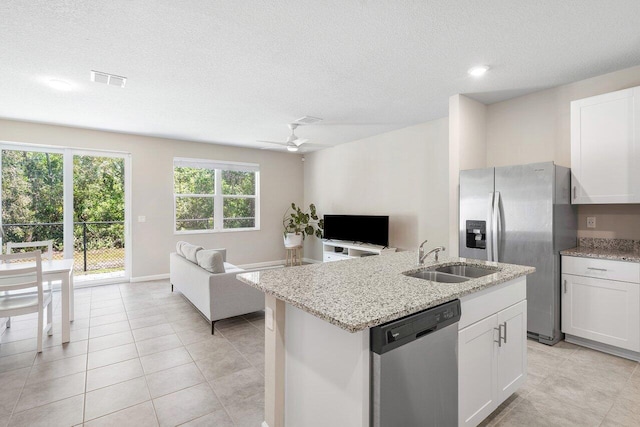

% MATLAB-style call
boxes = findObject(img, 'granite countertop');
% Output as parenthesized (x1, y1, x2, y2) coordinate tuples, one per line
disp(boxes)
(560, 247, 640, 263)
(237, 251, 534, 333)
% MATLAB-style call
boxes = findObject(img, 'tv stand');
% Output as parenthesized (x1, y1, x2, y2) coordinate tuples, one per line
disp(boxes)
(322, 240, 396, 262)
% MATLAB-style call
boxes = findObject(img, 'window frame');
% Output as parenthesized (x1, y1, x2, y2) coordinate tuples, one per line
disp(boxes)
(173, 158, 260, 234)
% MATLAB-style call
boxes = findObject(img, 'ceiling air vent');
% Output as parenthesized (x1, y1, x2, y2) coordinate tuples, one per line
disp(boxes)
(295, 116, 323, 125)
(90, 70, 127, 88)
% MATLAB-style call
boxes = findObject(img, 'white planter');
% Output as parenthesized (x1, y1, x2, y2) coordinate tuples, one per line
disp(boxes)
(284, 233, 303, 248)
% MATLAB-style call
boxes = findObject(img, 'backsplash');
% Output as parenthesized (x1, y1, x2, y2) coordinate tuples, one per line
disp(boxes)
(577, 237, 640, 253)
(577, 205, 640, 240)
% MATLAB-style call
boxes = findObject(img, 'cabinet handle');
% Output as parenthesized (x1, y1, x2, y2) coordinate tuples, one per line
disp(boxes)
(563, 279, 567, 294)
(587, 267, 607, 272)
(573, 186, 576, 200)
(503, 322, 507, 344)
(495, 323, 507, 347)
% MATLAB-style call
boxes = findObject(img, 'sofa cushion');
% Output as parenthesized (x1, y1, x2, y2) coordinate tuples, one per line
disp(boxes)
(176, 241, 187, 257)
(197, 249, 226, 273)
(182, 243, 203, 263)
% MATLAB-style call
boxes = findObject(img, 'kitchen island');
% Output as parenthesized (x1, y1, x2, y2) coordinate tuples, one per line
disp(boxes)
(237, 251, 534, 427)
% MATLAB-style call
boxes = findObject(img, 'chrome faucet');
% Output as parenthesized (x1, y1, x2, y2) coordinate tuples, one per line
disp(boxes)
(418, 239, 429, 265)
(418, 239, 446, 265)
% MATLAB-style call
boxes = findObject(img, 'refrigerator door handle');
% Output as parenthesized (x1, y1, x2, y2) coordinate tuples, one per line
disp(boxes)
(486, 192, 495, 261)
(492, 191, 501, 262)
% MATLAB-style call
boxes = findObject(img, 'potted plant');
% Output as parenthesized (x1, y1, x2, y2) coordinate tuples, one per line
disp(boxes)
(283, 203, 324, 248)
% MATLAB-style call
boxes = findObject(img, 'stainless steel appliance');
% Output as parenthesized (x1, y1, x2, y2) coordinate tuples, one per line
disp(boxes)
(370, 300, 461, 427)
(459, 161, 577, 344)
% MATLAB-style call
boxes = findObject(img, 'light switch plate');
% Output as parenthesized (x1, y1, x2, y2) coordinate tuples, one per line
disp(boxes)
(587, 217, 596, 228)
(138, 215, 146, 223)
(265, 307, 274, 331)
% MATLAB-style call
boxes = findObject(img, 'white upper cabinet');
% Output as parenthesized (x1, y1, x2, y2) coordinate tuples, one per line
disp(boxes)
(570, 86, 640, 204)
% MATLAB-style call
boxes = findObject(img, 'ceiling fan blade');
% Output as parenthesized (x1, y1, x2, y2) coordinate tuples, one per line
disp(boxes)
(293, 139, 309, 146)
(300, 142, 333, 147)
(257, 140, 287, 146)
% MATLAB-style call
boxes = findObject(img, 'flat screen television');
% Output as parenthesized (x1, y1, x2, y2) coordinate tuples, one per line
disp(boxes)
(323, 215, 389, 247)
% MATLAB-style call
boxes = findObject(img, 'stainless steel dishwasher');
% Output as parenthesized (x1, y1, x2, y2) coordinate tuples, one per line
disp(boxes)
(370, 299, 461, 427)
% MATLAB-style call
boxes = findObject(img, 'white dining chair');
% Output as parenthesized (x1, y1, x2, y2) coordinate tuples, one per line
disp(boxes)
(0, 250, 52, 352)
(4, 240, 54, 329)
(6, 240, 54, 260)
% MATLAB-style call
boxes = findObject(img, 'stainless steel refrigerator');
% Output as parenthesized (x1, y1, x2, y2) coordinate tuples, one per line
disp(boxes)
(459, 162, 577, 345)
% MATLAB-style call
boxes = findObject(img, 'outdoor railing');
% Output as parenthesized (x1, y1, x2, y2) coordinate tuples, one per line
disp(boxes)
(1, 221, 125, 275)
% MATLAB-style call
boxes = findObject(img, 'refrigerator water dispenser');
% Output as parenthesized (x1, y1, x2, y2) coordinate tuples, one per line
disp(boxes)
(465, 220, 486, 249)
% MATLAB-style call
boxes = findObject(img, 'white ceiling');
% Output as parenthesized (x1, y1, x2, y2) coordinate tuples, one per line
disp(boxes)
(1, 1, 640, 151)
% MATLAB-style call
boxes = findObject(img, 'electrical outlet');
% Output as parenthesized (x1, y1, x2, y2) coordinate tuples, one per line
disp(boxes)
(265, 307, 274, 331)
(587, 217, 596, 229)
(138, 215, 146, 223)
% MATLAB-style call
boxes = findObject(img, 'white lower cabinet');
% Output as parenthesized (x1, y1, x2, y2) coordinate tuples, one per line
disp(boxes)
(561, 256, 640, 355)
(497, 301, 527, 402)
(458, 314, 498, 427)
(561, 273, 640, 352)
(459, 300, 527, 427)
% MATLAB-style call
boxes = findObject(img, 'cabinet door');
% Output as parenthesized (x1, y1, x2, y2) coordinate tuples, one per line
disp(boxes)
(571, 86, 640, 204)
(562, 274, 640, 351)
(497, 301, 527, 402)
(458, 315, 498, 427)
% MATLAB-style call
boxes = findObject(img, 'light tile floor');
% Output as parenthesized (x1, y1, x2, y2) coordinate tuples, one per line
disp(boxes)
(0, 280, 265, 426)
(481, 339, 640, 426)
(2, 280, 640, 426)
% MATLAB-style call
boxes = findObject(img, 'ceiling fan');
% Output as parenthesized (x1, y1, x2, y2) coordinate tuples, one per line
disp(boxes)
(258, 123, 317, 152)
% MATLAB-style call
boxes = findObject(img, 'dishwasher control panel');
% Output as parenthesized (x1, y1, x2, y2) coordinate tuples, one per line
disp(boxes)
(370, 299, 461, 355)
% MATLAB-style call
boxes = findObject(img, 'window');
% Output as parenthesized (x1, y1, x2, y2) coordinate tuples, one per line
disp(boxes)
(173, 158, 259, 233)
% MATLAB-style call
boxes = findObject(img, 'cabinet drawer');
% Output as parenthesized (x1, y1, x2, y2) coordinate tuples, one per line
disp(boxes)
(562, 256, 640, 283)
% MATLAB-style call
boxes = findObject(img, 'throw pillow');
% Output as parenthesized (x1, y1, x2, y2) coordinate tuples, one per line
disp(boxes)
(176, 241, 187, 257)
(182, 243, 203, 263)
(196, 249, 226, 273)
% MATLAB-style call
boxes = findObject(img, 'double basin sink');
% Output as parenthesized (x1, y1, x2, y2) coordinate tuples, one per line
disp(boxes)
(404, 264, 499, 283)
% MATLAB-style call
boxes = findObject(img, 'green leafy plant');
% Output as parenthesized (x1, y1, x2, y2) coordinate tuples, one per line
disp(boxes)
(283, 203, 324, 239)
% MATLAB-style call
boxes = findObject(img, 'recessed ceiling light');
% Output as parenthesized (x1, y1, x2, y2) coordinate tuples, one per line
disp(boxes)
(468, 65, 490, 77)
(47, 79, 72, 91)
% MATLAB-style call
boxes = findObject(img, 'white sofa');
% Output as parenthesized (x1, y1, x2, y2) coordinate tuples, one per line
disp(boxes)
(169, 248, 264, 333)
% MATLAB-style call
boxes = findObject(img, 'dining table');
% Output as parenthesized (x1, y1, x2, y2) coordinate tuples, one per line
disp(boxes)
(0, 258, 74, 343)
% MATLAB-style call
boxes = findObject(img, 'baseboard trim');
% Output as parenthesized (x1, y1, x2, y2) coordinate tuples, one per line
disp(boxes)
(130, 273, 170, 283)
(302, 257, 322, 264)
(565, 334, 640, 362)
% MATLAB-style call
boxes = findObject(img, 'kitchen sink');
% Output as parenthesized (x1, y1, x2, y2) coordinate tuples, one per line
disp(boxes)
(428, 264, 498, 278)
(404, 263, 500, 284)
(403, 270, 470, 283)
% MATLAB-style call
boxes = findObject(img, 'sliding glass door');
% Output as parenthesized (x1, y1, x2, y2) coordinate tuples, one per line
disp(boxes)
(0, 144, 130, 283)
(1, 148, 65, 258)
(72, 153, 127, 282)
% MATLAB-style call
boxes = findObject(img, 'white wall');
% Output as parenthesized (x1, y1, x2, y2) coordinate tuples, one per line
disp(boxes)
(0, 119, 303, 279)
(484, 64, 640, 239)
(303, 118, 449, 261)
(486, 64, 640, 168)
(448, 95, 487, 255)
